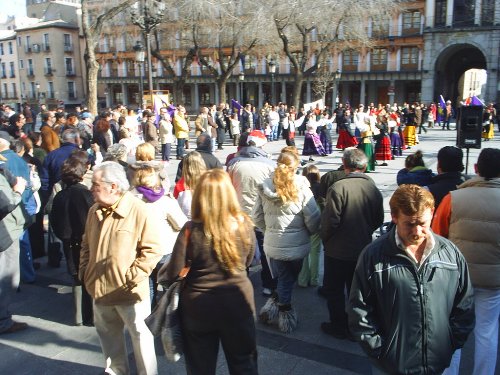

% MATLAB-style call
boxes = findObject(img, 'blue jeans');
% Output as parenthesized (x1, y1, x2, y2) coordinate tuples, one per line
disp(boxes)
(19, 230, 35, 283)
(271, 124, 279, 141)
(269, 258, 303, 305)
(472, 288, 500, 375)
(176, 138, 185, 158)
(161, 143, 171, 161)
(442, 349, 461, 375)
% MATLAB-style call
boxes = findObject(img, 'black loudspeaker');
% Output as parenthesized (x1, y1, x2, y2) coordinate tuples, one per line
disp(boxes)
(456, 105, 483, 149)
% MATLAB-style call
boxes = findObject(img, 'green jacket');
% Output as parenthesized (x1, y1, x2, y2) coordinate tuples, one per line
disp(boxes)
(348, 228, 475, 374)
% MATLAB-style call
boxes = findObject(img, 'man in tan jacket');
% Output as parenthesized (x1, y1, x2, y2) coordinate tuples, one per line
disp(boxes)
(79, 161, 162, 375)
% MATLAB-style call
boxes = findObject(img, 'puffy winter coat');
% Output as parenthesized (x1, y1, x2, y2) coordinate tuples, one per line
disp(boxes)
(228, 146, 275, 215)
(449, 177, 500, 289)
(252, 175, 320, 260)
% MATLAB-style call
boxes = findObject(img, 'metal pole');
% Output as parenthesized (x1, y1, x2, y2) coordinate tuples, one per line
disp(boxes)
(335, 79, 339, 106)
(138, 62, 144, 109)
(146, 31, 154, 108)
(271, 73, 275, 105)
(240, 81, 244, 104)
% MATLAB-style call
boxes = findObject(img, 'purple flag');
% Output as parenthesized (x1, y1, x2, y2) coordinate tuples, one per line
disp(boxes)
(437, 95, 446, 123)
(231, 99, 243, 120)
(167, 103, 176, 119)
(470, 96, 484, 106)
(231, 99, 242, 111)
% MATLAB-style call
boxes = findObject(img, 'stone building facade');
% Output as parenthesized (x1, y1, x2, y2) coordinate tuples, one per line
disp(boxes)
(0, 0, 499, 112)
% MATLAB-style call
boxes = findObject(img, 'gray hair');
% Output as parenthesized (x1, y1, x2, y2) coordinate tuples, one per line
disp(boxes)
(105, 143, 128, 162)
(61, 128, 80, 144)
(342, 147, 368, 171)
(93, 161, 130, 192)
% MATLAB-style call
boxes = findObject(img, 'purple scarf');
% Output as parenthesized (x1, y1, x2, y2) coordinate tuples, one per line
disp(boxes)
(136, 186, 165, 203)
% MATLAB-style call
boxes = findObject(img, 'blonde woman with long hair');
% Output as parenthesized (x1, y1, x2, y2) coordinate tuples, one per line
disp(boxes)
(159, 169, 258, 375)
(252, 151, 321, 333)
(173, 151, 207, 219)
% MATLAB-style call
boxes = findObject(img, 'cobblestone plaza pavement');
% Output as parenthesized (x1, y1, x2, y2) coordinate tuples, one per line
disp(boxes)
(1, 126, 499, 374)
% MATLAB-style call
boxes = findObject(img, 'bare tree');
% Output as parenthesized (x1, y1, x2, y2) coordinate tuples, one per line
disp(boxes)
(125, 0, 268, 105)
(312, 60, 335, 104)
(185, 0, 267, 103)
(81, 0, 135, 114)
(271, 0, 398, 108)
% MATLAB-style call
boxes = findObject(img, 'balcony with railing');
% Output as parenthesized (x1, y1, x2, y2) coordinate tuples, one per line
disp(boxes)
(24, 45, 32, 53)
(44, 67, 53, 76)
(9, 72, 15, 78)
(66, 69, 76, 77)
(4, 91, 18, 99)
(63, 44, 73, 52)
(1, 72, 6, 79)
(27, 69, 35, 77)
(42, 43, 50, 52)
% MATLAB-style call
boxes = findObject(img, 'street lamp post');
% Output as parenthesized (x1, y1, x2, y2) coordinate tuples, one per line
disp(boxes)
(332, 69, 341, 110)
(131, 0, 165, 108)
(239, 71, 245, 104)
(268, 59, 276, 105)
(35, 82, 41, 110)
(134, 41, 145, 109)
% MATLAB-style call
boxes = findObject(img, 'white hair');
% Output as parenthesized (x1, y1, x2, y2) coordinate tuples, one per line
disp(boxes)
(93, 161, 130, 193)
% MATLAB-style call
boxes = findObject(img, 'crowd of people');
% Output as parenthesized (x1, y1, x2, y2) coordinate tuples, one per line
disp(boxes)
(0, 98, 499, 375)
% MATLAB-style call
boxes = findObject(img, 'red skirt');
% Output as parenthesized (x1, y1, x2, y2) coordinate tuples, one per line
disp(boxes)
(375, 135, 392, 161)
(336, 129, 358, 149)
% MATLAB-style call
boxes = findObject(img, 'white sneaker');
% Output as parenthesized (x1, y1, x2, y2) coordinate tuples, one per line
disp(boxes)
(262, 288, 272, 296)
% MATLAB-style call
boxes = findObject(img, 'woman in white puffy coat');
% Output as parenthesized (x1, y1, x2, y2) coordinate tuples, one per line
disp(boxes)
(252, 151, 321, 333)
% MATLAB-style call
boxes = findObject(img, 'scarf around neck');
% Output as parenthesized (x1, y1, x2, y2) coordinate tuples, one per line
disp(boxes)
(136, 185, 165, 203)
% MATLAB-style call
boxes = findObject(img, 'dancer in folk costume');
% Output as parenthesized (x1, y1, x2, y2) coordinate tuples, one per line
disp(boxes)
(301, 113, 327, 161)
(319, 112, 333, 154)
(482, 104, 495, 141)
(374, 108, 392, 166)
(336, 108, 358, 150)
(355, 105, 375, 172)
(389, 111, 403, 158)
(402, 104, 418, 147)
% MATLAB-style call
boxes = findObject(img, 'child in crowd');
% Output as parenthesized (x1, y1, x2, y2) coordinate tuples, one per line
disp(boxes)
(265, 123, 272, 142)
(298, 164, 322, 287)
(230, 113, 241, 146)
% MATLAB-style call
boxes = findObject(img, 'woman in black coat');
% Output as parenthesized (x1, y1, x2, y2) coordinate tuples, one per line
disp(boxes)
(50, 151, 94, 326)
(215, 105, 226, 150)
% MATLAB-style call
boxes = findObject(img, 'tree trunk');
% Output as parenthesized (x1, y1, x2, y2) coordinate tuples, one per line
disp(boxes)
(292, 72, 304, 109)
(173, 79, 184, 105)
(218, 78, 227, 104)
(86, 51, 100, 115)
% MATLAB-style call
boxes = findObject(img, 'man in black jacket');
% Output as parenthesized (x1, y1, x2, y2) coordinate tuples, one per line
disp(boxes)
(320, 148, 384, 339)
(175, 134, 223, 182)
(425, 146, 464, 209)
(348, 184, 475, 374)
